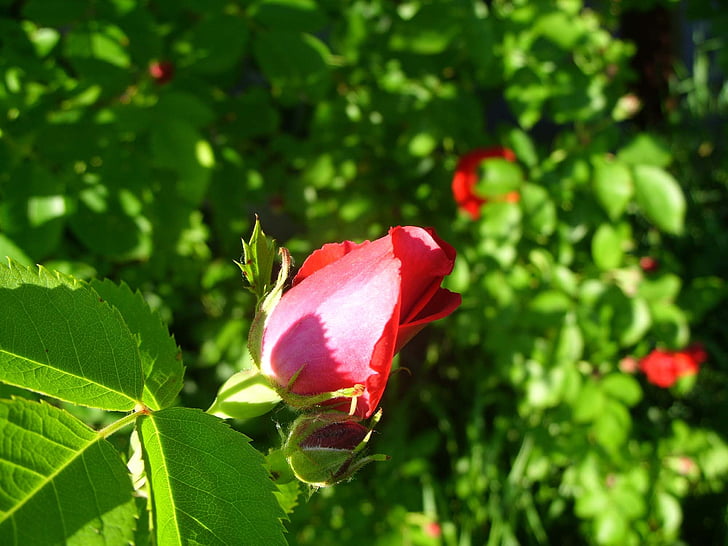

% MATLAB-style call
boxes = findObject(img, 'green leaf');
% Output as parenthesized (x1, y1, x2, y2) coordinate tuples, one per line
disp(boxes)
(90, 279, 184, 411)
(507, 128, 538, 167)
(593, 399, 631, 449)
(389, 4, 458, 55)
(253, 31, 330, 99)
(618, 133, 672, 167)
(649, 302, 689, 348)
(601, 374, 642, 406)
(638, 273, 682, 303)
(656, 491, 682, 535)
(0, 398, 136, 545)
(592, 224, 623, 271)
(521, 183, 557, 237)
(184, 14, 249, 74)
(252, 0, 328, 33)
(534, 11, 583, 49)
(138, 408, 287, 545)
(0, 261, 143, 411)
(633, 165, 686, 235)
(614, 295, 651, 347)
(592, 157, 633, 221)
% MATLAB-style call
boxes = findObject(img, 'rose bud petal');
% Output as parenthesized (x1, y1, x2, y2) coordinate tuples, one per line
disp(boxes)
(260, 226, 461, 418)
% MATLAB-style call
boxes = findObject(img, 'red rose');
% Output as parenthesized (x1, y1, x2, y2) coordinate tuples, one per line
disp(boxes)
(639, 256, 660, 273)
(639, 344, 706, 388)
(452, 147, 517, 220)
(149, 60, 175, 84)
(260, 226, 461, 418)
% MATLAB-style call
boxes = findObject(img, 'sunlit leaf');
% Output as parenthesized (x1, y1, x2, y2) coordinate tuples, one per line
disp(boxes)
(0, 261, 143, 411)
(0, 398, 136, 545)
(138, 408, 287, 545)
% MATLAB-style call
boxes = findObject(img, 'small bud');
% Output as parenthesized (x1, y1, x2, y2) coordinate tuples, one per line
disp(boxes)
(208, 368, 281, 420)
(283, 411, 387, 487)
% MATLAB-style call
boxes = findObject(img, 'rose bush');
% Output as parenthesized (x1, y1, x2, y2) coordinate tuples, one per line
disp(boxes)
(451, 147, 519, 219)
(260, 226, 461, 418)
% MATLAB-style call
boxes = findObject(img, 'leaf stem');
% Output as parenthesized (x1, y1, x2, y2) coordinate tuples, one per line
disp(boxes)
(98, 405, 150, 439)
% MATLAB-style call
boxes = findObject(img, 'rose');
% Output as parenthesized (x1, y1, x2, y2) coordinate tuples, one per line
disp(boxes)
(149, 60, 175, 84)
(639, 344, 707, 388)
(451, 147, 518, 220)
(260, 226, 461, 418)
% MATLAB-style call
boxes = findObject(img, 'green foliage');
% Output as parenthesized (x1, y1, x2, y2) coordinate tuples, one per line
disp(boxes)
(0, 398, 136, 545)
(138, 407, 286, 545)
(2, 0, 728, 544)
(0, 262, 286, 544)
(0, 261, 144, 411)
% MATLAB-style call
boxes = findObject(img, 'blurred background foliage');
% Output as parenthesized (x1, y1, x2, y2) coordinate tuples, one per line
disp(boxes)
(1, 0, 728, 544)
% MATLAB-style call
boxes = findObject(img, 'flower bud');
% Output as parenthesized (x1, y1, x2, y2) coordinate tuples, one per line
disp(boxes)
(283, 411, 386, 487)
(208, 368, 281, 420)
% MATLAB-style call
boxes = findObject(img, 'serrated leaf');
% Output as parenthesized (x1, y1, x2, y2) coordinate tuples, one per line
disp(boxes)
(0, 260, 143, 411)
(90, 279, 184, 411)
(0, 398, 136, 545)
(138, 408, 287, 545)
(633, 165, 686, 235)
(593, 157, 633, 221)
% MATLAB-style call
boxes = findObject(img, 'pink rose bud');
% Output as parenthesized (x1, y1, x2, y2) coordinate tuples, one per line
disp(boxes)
(283, 411, 386, 486)
(260, 226, 461, 418)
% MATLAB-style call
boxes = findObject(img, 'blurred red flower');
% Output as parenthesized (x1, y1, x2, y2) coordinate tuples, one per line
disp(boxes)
(149, 60, 175, 84)
(452, 147, 518, 219)
(260, 226, 461, 418)
(639, 344, 707, 387)
(639, 256, 660, 273)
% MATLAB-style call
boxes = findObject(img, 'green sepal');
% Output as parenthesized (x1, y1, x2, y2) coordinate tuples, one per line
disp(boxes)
(282, 409, 388, 487)
(247, 246, 292, 366)
(237, 216, 278, 302)
(207, 367, 282, 420)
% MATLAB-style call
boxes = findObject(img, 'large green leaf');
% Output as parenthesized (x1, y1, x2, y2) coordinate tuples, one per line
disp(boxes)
(633, 165, 686, 235)
(592, 157, 633, 221)
(0, 261, 143, 410)
(90, 279, 184, 411)
(0, 398, 136, 545)
(138, 408, 287, 545)
(591, 223, 623, 271)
